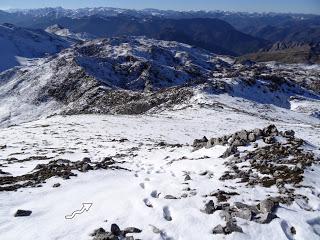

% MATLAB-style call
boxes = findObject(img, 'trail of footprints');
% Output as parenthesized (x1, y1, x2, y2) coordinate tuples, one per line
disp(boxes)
(135, 160, 175, 239)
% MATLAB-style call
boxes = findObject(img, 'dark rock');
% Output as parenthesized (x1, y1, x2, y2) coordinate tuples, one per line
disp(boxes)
(282, 130, 295, 138)
(263, 125, 278, 136)
(193, 136, 208, 148)
(221, 145, 238, 158)
(224, 220, 243, 234)
(290, 226, 296, 235)
(201, 200, 215, 214)
(52, 183, 61, 188)
(263, 136, 275, 144)
(82, 157, 91, 162)
(254, 212, 278, 224)
(111, 224, 121, 236)
(91, 228, 106, 236)
(164, 195, 178, 199)
(212, 224, 224, 234)
(14, 209, 32, 217)
(124, 227, 142, 234)
(184, 175, 191, 181)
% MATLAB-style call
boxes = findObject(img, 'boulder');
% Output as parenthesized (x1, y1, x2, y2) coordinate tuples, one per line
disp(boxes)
(258, 199, 278, 213)
(201, 200, 215, 214)
(224, 220, 243, 234)
(212, 224, 224, 234)
(111, 224, 121, 236)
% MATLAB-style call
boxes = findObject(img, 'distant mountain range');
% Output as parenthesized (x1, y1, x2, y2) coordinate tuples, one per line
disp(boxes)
(1, 8, 320, 56)
(0, 7, 319, 63)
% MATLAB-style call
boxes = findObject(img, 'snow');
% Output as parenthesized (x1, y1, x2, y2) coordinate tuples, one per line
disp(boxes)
(0, 23, 72, 71)
(0, 102, 319, 240)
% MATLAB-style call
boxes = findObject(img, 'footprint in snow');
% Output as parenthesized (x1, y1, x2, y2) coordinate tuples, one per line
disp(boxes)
(143, 198, 153, 208)
(151, 190, 160, 198)
(280, 220, 295, 240)
(139, 182, 145, 189)
(307, 217, 320, 237)
(163, 206, 172, 221)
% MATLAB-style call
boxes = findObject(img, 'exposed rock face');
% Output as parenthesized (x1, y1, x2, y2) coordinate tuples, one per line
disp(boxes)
(238, 41, 320, 64)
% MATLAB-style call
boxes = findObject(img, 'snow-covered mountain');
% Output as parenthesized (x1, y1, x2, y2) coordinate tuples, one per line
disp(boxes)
(0, 36, 319, 127)
(0, 23, 73, 71)
(45, 24, 95, 41)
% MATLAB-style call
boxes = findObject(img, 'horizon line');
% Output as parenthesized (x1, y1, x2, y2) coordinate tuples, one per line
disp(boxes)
(1, 6, 319, 16)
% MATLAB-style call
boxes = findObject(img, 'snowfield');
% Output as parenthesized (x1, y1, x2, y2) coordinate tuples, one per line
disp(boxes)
(0, 98, 319, 240)
(0, 27, 319, 240)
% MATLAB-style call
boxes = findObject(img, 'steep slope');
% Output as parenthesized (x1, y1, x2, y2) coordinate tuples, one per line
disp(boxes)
(0, 23, 73, 71)
(0, 36, 319, 127)
(238, 41, 320, 64)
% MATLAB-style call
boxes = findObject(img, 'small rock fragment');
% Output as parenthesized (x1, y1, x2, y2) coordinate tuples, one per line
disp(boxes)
(52, 183, 61, 188)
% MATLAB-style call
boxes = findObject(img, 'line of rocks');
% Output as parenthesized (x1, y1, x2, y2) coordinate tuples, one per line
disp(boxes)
(0, 157, 127, 191)
(91, 224, 142, 240)
(201, 198, 279, 235)
(193, 124, 280, 155)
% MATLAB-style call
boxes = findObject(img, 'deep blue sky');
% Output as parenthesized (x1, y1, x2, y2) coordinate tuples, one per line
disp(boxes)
(0, 0, 319, 14)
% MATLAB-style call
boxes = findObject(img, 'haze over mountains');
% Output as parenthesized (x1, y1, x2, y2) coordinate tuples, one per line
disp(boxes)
(0, 7, 319, 62)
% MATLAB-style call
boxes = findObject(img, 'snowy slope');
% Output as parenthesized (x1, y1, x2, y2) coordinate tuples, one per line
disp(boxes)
(0, 23, 72, 71)
(0, 36, 319, 128)
(0, 33, 319, 240)
(0, 106, 319, 240)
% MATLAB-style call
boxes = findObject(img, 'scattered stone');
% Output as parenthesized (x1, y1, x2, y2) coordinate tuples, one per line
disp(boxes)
(111, 224, 121, 236)
(14, 209, 32, 217)
(221, 145, 238, 158)
(224, 220, 243, 234)
(254, 213, 278, 224)
(52, 183, 61, 188)
(258, 199, 278, 213)
(124, 227, 142, 234)
(282, 130, 295, 138)
(91, 227, 106, 236)
(201, 200, 215, 214)
(184, 175, 191, 181)
(164, 195, 178, 200)
(212, 224, 224, 234)
(290, 226, 296, 235)
(263, 136, 275, 144)
(82, 163, 93, 172)
(234, 208, 253, 221)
